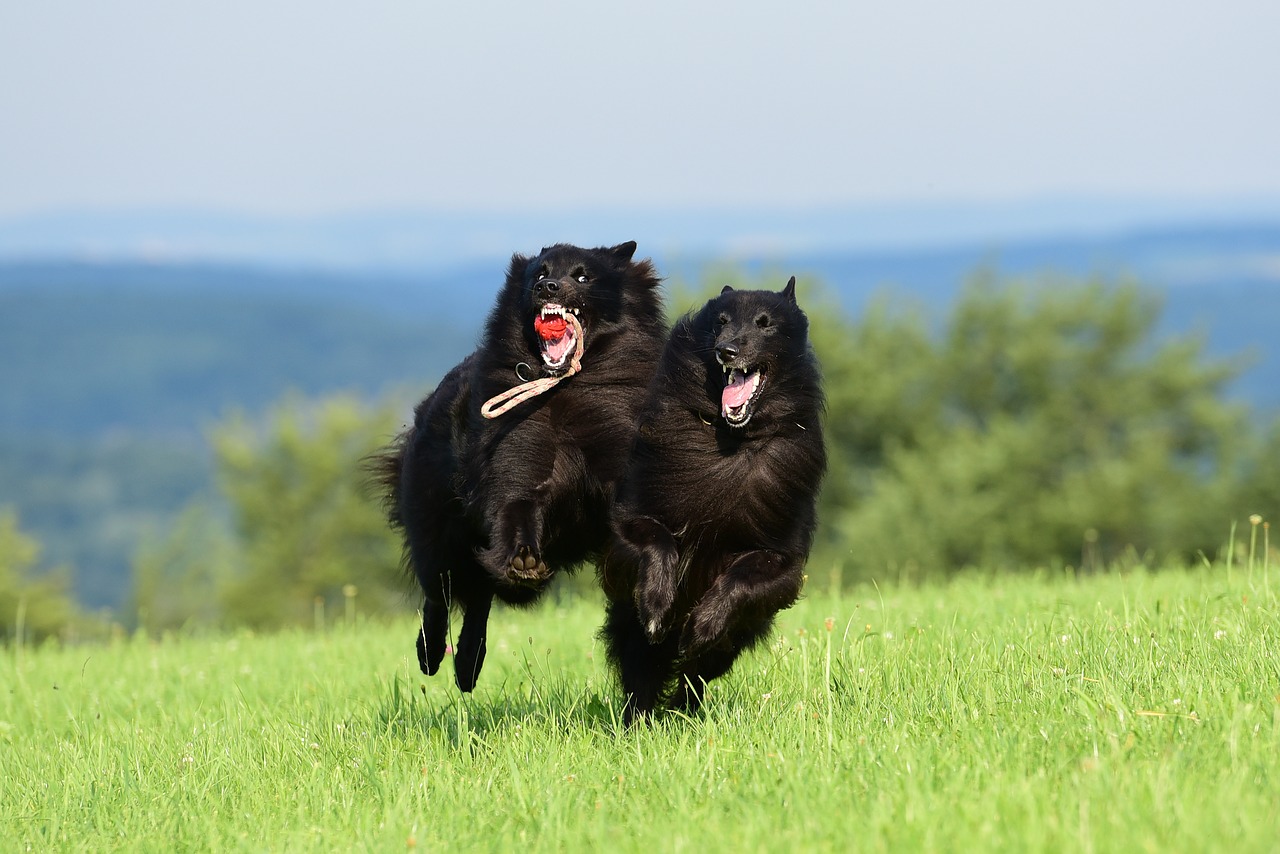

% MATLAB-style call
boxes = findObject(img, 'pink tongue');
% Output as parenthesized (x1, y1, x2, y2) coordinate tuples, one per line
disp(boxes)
(722, 370, 755, 410)
(544, 335, 571, 364)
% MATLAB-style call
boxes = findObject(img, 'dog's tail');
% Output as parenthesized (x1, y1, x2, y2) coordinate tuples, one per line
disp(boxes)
(362, 428, 412, 531)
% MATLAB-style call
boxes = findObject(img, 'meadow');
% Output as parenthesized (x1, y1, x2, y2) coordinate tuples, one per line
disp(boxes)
(3, 565, 1278, 852)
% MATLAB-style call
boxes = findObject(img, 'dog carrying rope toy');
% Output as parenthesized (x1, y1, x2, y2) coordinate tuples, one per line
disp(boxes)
(480, 312, 585, 419)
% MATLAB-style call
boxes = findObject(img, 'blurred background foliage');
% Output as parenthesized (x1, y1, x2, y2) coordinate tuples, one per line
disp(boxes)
(0, 510, 82, 643)
(129, 395, 407, 634)
(4, 271, 1277, 640)
(807, 274, 1250, 580)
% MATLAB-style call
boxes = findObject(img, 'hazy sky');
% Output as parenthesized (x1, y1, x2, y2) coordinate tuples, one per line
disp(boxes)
(3, 1, 1279, 217)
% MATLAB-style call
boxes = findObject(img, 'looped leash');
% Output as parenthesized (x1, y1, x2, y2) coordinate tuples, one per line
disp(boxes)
(480, 313, 585, 419)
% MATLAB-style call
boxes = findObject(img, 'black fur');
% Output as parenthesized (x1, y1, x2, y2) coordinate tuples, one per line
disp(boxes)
(599, 277, 826, 721)
(372, 241, 666, 691)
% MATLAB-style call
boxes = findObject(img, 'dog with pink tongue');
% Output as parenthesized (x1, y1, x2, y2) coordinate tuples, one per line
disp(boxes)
(600, 277, 827, 722)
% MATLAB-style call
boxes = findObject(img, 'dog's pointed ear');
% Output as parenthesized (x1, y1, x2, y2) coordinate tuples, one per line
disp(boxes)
(608, 241, 638, 262)
(507, 252, 532, 281)
(782, 276, 797, 304)
(721, 285, 734, 295)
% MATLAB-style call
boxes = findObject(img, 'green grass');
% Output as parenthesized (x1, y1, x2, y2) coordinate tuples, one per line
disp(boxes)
(3, 567, 1278, 852)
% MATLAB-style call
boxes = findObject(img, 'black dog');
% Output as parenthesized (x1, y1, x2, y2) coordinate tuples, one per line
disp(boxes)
(374, 241, 666, 691)
(600, 277, 826, 720)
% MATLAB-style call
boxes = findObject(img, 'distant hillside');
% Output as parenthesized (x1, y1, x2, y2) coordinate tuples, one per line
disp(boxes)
(0, 275, 477, 436)
(2, 220, 1279, 610)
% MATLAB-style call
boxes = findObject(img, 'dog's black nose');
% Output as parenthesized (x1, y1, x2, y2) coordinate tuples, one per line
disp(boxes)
(536, 278, 560, 294)
(716, 343, 739, 364)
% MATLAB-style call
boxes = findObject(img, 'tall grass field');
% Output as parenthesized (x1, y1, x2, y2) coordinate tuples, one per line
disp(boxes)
(4, 565, 1278, 852)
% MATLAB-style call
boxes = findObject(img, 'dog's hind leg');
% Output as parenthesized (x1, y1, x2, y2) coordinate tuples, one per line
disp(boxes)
(407, 531, 452, 676)
(453, 592, 492, 692)
(416, 591, 449, 676)
(602, 598, 675, 725)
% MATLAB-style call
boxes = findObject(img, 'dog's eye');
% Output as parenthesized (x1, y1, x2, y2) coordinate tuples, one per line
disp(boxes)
(577, 275, 589, 283)
(755, 313, 770, 329)
(717, 313, 730, 326)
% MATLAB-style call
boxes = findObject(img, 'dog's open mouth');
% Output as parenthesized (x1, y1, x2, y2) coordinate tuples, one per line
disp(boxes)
(721, 366, 764, 427)
(533, 303, 580, 372)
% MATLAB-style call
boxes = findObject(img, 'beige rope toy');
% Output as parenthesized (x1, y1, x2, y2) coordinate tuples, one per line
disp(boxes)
(480, 311, 585, 419)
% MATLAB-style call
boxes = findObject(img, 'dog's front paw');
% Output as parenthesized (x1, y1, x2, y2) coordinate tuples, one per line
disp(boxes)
(680, 601, 731, 656)
(636, 575, 676, 643)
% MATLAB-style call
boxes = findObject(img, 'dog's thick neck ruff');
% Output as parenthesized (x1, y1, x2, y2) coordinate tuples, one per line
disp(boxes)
(480, 311, 586, 419)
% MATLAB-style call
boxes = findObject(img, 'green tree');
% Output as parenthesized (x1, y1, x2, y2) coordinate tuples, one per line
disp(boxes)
(0, 509, 78, 643)
(130, 500, 239, 633)
(1228, 422, 1280, 559)
(211, 395, 408, 628)
(823, 276, 1249, 579)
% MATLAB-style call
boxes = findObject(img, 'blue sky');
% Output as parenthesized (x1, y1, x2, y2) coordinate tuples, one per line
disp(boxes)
(3, 1, 1279, 220)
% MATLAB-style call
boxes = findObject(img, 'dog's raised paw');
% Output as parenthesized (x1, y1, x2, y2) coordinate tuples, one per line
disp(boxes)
(637, 585, 674, 643)
(680, 603, 731, 656)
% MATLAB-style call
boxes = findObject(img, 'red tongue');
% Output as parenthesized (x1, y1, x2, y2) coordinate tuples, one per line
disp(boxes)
(534, 315, 567, 340)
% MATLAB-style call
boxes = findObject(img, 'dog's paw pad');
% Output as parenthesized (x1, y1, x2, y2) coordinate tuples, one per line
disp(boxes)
(507, 545, 549, 582)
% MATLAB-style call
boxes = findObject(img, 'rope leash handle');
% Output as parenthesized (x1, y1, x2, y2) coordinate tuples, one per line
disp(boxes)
(480, 313, 585, 419)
